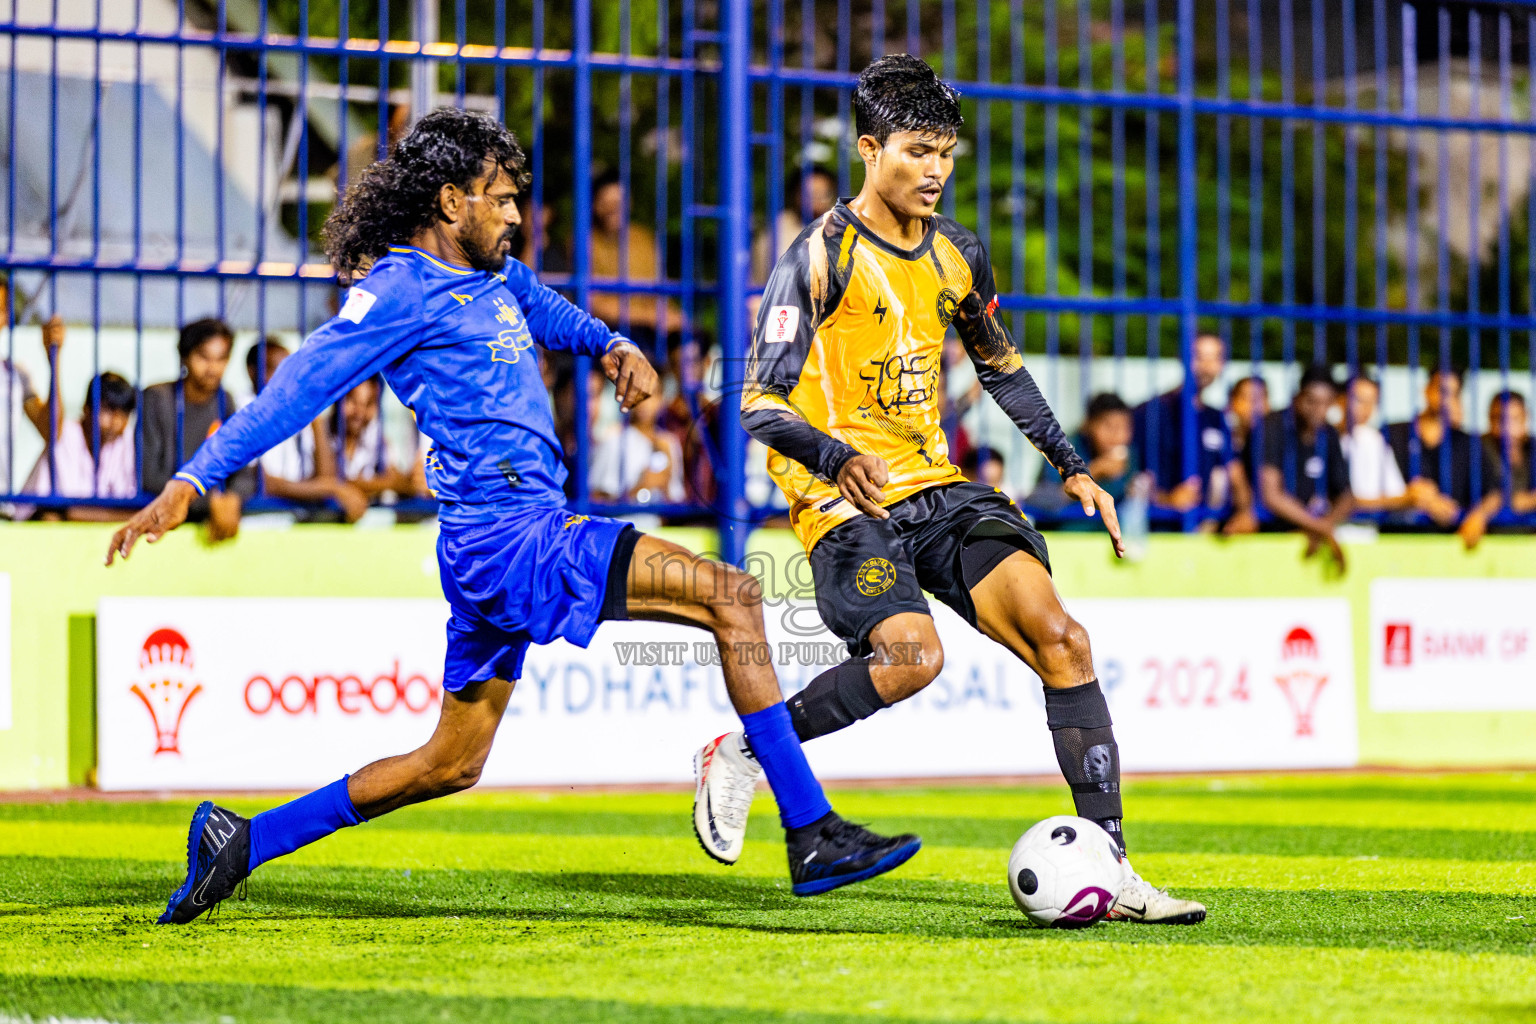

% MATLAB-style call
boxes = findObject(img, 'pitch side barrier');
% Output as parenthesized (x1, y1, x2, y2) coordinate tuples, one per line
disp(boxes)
(0, 524, 1531, 791)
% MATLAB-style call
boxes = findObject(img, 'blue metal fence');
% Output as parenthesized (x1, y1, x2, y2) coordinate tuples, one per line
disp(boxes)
(3, 1, 1535, 563)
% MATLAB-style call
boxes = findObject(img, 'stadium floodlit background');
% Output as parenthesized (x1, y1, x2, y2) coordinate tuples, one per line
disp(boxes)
(3, 0, 1536, 559)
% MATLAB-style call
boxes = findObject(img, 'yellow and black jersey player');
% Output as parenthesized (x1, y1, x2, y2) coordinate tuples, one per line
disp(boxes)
(690, 53, 1207, 924)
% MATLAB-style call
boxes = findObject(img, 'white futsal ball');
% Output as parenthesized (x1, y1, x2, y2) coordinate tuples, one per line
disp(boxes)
(1007, 815, 1128, 928)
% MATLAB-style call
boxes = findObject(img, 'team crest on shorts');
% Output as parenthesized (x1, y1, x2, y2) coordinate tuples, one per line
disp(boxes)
(856, 557, 897, 597)
(935, 287, 960, 328)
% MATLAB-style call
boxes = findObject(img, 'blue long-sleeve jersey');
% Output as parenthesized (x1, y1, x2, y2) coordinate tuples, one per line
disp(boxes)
(175, 246, 625, 512)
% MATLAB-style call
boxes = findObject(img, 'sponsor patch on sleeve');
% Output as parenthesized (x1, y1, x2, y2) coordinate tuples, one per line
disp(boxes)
(764, 305, 800, 344)
(338, 287, 378, 324)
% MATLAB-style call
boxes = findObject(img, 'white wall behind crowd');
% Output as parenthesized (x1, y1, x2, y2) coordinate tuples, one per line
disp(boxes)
(97, 596, 1357, 791)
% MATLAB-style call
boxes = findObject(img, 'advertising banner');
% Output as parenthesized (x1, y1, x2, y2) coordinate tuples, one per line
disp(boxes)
(97, 595, 1355, 790)
(1370, 578, 1536, 712)
(0, 573, 9, 731)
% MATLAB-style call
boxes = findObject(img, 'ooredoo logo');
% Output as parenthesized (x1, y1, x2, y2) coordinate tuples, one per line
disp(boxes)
(1383, 623, 1412, 666)
(243, 660, 441, 716)
(1274, 625, 1328, 737)
(130, 628, 202, 756)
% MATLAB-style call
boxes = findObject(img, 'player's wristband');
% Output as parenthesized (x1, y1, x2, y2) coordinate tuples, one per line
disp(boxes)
(173, 471, 208, 496)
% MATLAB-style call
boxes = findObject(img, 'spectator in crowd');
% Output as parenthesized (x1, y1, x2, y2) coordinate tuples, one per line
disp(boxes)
(140, 318, 255, 541)
(1029, 392, 1144, 526)
(1133, 332, 1233, 517)
(751, 166, 838, 284)
(517, 197, 571, 276)
(553, 362, 605, 467)
(1257, 364, 1353, 568)
(1338, 372, 1408, 514)
(656, 334, 727, 507)
(0, 303, 65, 497)
(340, 103, 411, 188)
(325, 375, 415, 502)
(961, 444, 1009, 492)
(590, 389, 684, 505)
(1457, 389, 1536, 550)
(1385, 368, 1473, 528)
(1226, 374, 1269, 459)
(1221, 375, 1270, 535)
(588, 171, 684, 349)
(17, 370, 137, 521)
(242, 337, 370, 522)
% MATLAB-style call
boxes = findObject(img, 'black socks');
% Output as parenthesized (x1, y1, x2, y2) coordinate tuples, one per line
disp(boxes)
(786, 658, 888, 742)
(1043, 679, 1125, 854)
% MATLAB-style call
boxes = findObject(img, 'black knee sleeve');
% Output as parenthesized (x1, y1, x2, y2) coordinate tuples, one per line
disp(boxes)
(787, 658, 887, 742)
(1043, 679, 1125, 850)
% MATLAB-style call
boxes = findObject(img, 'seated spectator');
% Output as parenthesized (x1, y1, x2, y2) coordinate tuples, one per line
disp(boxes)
(339, 102, 410, 188)
(1257, 365, 1354, 568)
(1458, 390, 1536, 549)
(1339, 372, 1407, 513)
(1030, 393, 1142, 524)
(324, 375, 415, 502)
(17, 370, 137, 521)
(1222, 375, 1270, 534)
(242, 337, 370, 523)
(0, 309, 63, 497)
(590, 390, 684, 505)
(588, 172, 684, 352)
(140, 318, 255, 541)
(1133, 332, 1233, 517)
(751, 166, 837, 284)
(1227, 374, 1269, 459)
(517, 197, 571, 276)
(1385, 369, 1473, 528)
(962, 445, 1009, 492)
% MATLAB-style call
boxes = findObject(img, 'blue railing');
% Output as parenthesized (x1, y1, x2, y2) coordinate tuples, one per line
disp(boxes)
(3, 1, 1535, 562)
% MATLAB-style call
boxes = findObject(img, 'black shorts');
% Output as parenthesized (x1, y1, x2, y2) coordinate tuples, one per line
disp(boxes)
(809, 481, 1052, 655)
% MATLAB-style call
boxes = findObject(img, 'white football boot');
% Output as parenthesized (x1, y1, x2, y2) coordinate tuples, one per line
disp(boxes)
(692, 731, 762, 864)
(1106, 863, 1207, 924)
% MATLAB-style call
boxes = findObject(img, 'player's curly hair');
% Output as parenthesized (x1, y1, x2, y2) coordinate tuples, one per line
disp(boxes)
(853, 53, 963, 145)
(323, 106, 531, 283)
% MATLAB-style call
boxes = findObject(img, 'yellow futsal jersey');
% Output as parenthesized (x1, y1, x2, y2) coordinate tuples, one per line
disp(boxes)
(744, 201, 1086, 552)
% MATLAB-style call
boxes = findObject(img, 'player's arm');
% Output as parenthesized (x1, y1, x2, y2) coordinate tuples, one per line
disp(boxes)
(948, 229, 1122, 554)
(738, 239, 887, 517)
(501, 257, 656, 413)
(106, 266, 424, 564)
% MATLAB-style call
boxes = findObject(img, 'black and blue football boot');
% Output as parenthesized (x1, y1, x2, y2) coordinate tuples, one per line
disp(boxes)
(158, 801, 252, 924)
(787, 813, 921, 897)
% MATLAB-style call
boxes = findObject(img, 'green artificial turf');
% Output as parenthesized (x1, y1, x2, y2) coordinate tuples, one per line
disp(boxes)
(1, 773, 1534, 1024)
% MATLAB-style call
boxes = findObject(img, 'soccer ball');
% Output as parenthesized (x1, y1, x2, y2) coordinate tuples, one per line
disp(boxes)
(1007, 815, 1127, 928)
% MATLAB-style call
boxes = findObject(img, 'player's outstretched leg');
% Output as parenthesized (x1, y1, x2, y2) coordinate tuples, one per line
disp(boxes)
(625, 534, 920, 893)
(970, 549, 1205, 925)
(691, 611, 942, 863)
(160, 678, 510, 924)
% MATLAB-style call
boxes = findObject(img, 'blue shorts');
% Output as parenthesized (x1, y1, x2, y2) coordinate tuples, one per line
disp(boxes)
(436, 506, 639, 691)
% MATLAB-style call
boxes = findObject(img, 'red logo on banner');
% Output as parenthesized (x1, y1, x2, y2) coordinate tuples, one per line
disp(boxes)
(130, 628, 203, 756)
(1383, 623, 1413, 666)
(1274, 625, 1328, 737)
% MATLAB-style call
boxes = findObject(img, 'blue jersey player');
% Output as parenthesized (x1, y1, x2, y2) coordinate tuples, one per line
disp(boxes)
(107, 109, 920, 923)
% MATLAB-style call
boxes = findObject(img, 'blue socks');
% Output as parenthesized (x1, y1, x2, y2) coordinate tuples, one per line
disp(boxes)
(740, 703, 833, 830)
(248, 775, 367, 873)
(243, 712, 828, 868)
